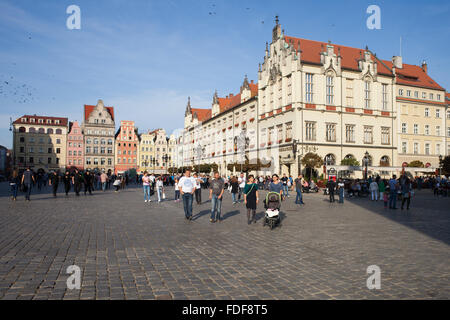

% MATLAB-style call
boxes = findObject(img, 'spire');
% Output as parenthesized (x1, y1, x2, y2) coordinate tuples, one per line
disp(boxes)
(212, 90, 219, 104)
(185, 96, 192, 117)
(275, 15, 279, 26)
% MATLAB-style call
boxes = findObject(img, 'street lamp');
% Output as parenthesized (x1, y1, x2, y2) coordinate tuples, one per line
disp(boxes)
(364, 151, 369, 181)
(439, 154, 443, 177)
(292, 139, 299, 176)
(162, 154, 169, 174)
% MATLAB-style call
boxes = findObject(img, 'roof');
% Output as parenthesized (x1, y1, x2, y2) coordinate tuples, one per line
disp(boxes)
(84, 104, 115, 121)
(191, 108, 212, 122)
(13, 115, 68, 127)
(382, 61, 444, 91)
(284, 36, 392, 76)
(218, 82, 258, 113)
(284, 36, 444, 90)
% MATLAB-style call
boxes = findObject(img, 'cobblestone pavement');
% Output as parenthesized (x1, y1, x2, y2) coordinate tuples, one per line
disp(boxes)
(0, 182, 449, 300)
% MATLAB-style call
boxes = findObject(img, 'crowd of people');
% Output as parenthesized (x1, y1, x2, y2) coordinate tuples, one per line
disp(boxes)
(7, 167, 449, 221)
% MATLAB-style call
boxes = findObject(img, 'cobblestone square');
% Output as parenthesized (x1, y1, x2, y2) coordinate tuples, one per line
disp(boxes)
(0, 183, 449, 300)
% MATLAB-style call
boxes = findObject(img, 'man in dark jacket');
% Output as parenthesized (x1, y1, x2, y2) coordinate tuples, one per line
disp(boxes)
(83, 171, 94, 195)
(72, 169, 82, 196)
(49, 171, 60, 197)
(63, 171, 72, 196)
(327, 178, 336, 203)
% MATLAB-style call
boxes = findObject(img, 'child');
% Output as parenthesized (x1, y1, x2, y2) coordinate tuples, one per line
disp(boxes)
(383, 189, 389, 209)
(174, 178, 180, 202)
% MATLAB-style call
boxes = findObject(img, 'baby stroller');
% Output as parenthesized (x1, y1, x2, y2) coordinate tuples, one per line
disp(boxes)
(263, 192, 281, 230)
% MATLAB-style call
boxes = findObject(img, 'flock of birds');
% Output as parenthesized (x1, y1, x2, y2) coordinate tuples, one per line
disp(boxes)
(208, 4, 266, 24)
(0, 72, 38, 104)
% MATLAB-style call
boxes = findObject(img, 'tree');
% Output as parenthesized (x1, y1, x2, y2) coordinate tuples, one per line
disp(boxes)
(340, 157, 360, 166)
(407, 160, 424, 168)
(301, 153, 323, 179)
(441, 156, 450, 176)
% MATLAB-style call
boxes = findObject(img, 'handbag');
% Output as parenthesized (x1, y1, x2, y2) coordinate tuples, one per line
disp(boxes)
(163, 192, 166, 200)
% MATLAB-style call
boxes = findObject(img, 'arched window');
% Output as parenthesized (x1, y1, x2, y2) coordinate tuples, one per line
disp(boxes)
(380, 156, 390, 167)
(324, 154, 336, 166)
(101, 139, 106, 145)
(55, 129, 62, 134)
(28, 127, 36, 133)
(108, 139, 113, 145)
(19, 127, 26, 133)
(344, 154, 355, 160)
(47, 128, 53, 134)
(38, 128, 45, 134)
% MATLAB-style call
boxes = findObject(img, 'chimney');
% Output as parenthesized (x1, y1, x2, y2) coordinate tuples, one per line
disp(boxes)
(229, 93, 233, 97)
(422, 60, 427, 73)
(250, 80, 254, 84)
(392, 56, 402, 69)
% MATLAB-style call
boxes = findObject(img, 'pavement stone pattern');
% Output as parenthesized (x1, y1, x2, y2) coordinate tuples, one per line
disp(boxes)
(0, 182, 449, 300)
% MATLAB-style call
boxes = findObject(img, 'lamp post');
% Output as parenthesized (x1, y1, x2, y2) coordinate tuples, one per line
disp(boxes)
(439, 154, 443, 177)
(292, 139, 299, 176)
(364, 151, 369, 181)
(162, 154, 169, 174)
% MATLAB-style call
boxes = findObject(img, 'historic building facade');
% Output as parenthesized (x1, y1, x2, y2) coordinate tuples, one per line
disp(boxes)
(181, 18, 447, 177)
(82, 100, 115, 172)
(66, 121, 84, 170)
(12, 115, 69, 172)
(114, 120, 139, 174)
(138, 129, 177, 174)
(182, 77, 259, 174)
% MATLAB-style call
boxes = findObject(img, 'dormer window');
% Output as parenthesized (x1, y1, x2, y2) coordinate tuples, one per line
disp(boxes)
(21, 118, 27, 123)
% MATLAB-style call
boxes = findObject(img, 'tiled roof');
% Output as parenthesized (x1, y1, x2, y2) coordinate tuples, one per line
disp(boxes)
(382, 61, 444, 91)
(218, 82, 258, 113)
(284, 36, 444, 91)
(13, 115, 68, 127)
(84, 104, 115, 121)
(191, 108, 212, 122)
(285, 36, 392, 76)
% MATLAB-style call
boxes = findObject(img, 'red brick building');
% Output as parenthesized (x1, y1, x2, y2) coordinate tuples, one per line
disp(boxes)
(114, 120, 139, 174)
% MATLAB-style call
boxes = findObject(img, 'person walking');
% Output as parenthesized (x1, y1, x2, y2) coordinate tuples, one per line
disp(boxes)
(9, 168, 20, 201)
(83, 171, 93, 195)
(193, 173, 202, 205)
(337, 178, 345, 203)
(174, 177, 180, 202)
(326, 178, 336, 203)
(281, 173, 289, 198)
(100, 171, 108, 192)
(178, 169, 196, 220)
(388, 175, 399, 209)
(294, 174, 305, 205)
(269, 174, 283, 199)
(401, 177, 412, 210)
(230, 176, 240, 204)
(369, 179, 379, 201)
(49, 171, 60, 197)
(113, 176, 121, 192)
(238, 173, 246, 202)
(21, 167, 35, 201)
(156, 177, 164, 202)
(378, 178, 386, 198)
(142, 171, 151, 203)
(209, 172, 225, 223)
(72, 169, 83, 196)
(63, 171, 72, 196)
(244, 175, 259, 224)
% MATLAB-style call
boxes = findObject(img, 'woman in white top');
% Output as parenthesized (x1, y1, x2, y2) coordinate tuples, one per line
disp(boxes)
(193, 173, 202, 204)
(156, 177, 164, 202)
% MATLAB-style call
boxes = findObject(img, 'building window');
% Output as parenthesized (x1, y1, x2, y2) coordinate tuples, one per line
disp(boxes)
(425, 143, 430, 155)
(364, 80, 371, 109)
(326, 123, 336, 142)
(324, 154, 336, 166)
(345, 125, 355, 143)
(346, 79, 353, 107)
(326, 76, 334, 105)
(305, 122, 316, 141)
(422, 92, 426, 99)
(305, 73, 313, 103)
(436, 144, 440, 155)
(399, 89, 403, 96)
(382, 84, 388, 110)
(430, 93, 434, 100)
(436, 126, 441, 136)
(276, 124, 283, 143)
(364, 126, 373, 144)
(285, 122, 292, 141)
(402, 142, 407, 153)
(425, 108, 429, 117)
(381, 127, 390, 145)
(401, 123, 407, 134)
(425, 125, 430, 135)
(414, 91, 419, 98)
(436, 109, 440, 118)
(406, 90, 411, 97)
(86, 158, 91, 165)
(414, 143, 419, 154)
(413, 124, 418, 135)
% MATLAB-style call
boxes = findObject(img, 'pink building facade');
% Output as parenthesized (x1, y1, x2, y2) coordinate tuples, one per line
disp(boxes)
(67, 121, 84, 170)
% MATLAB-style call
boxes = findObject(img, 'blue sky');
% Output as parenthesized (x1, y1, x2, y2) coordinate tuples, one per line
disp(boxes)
(0, 0, 449, 148)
